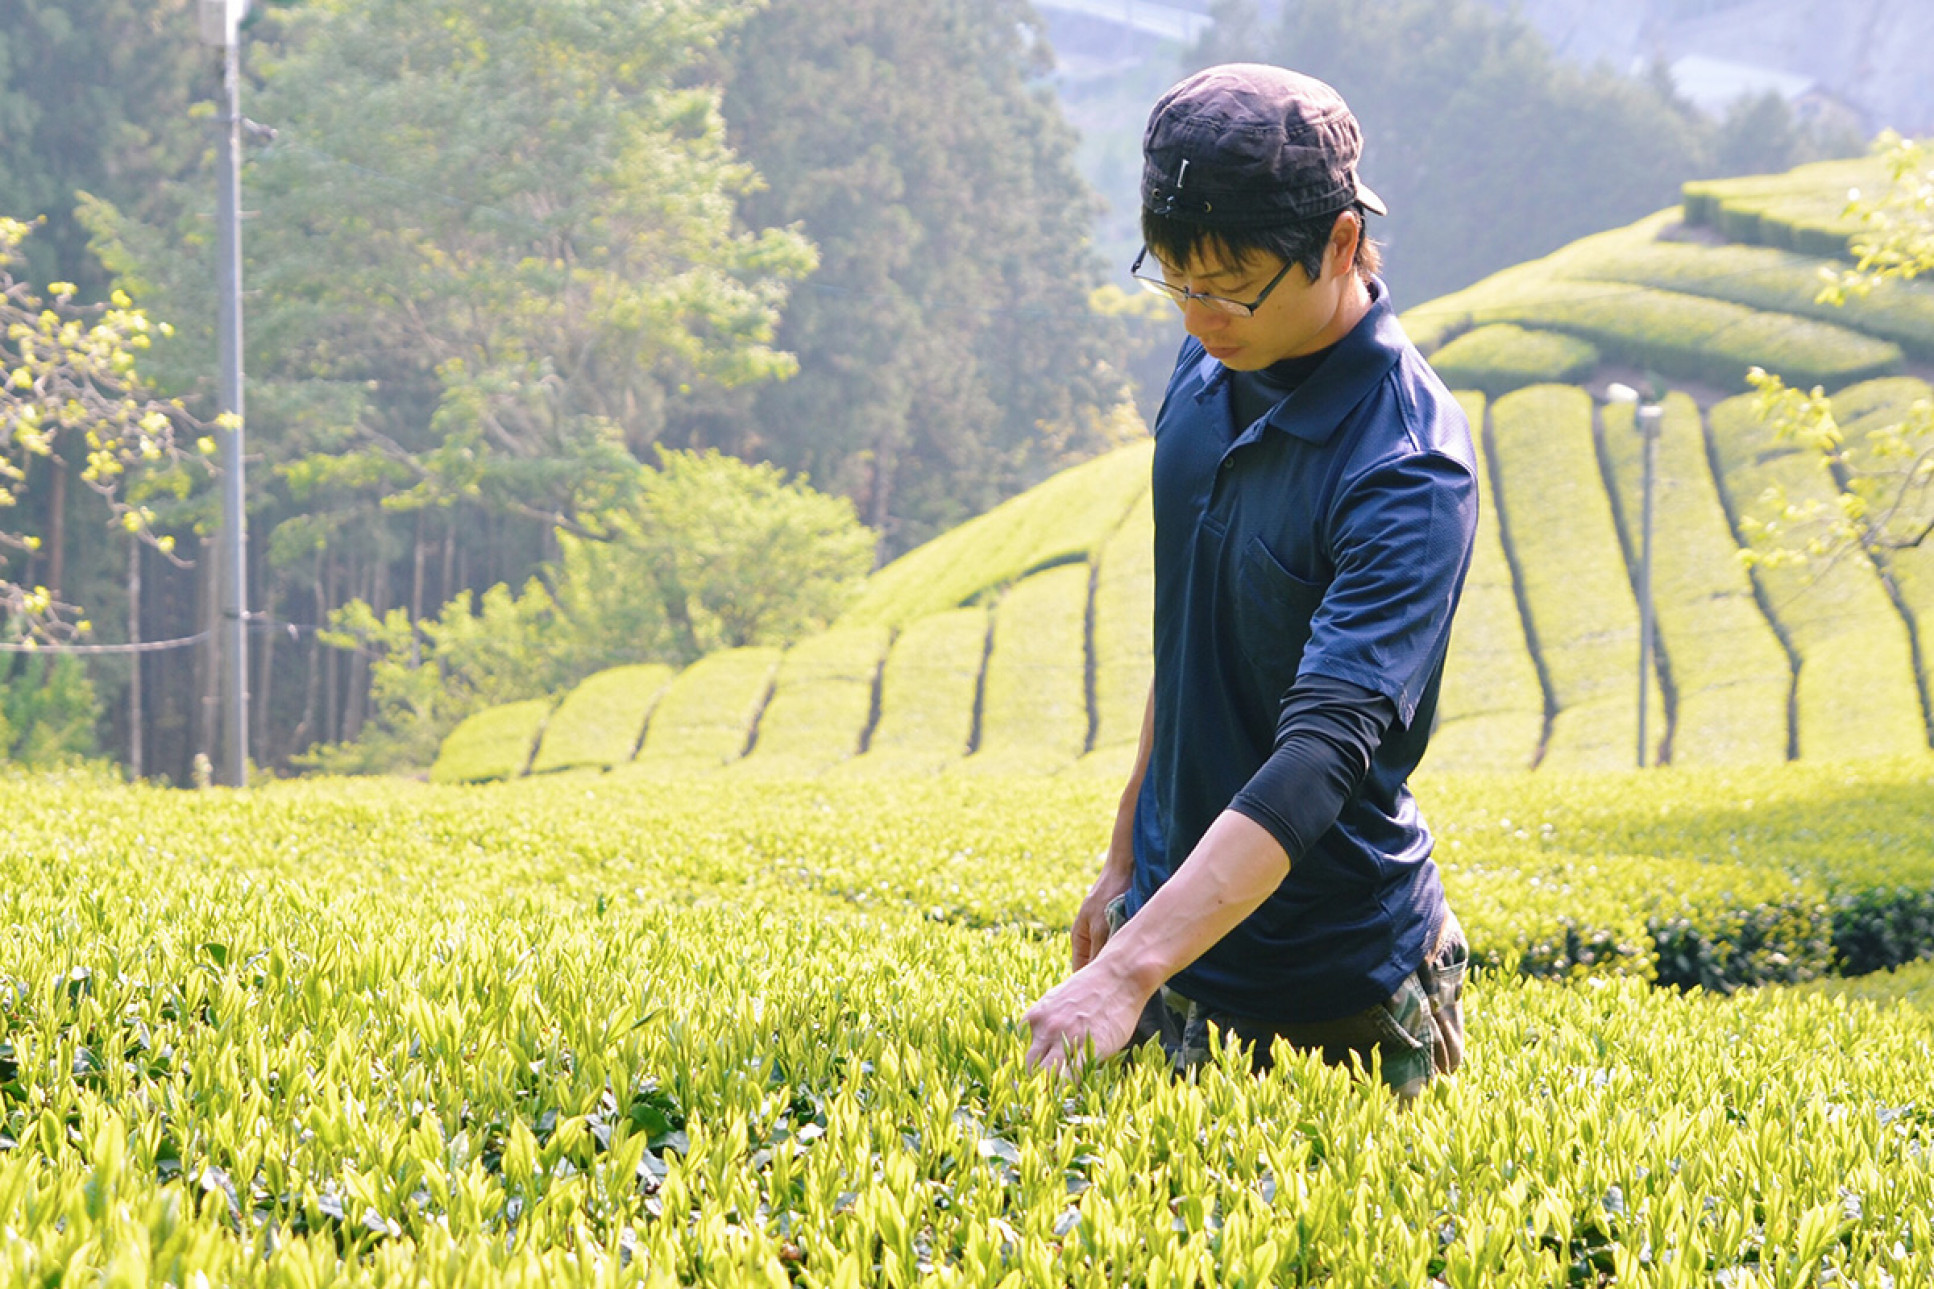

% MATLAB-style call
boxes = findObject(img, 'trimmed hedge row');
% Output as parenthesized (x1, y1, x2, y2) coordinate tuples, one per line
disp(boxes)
(429, 698, 553, 785)
(838, 439, 1152, 629)
(1704, 393, 1926, 760)
(1468, 279, 1899, 391)
(732, 624, 890, 776)
(629, 645, 782, 774)
(1429, 391, 1546, 773)
(959, 562, 1091, 776)
(1488, 385, 1662, 769)
(1680, 157, 1881, 257)
(1596, 394, 1789, 765)
(1568, 235, 1934, 361)
(528, 662, 673, 774)
(1427, 323, 1599, 396)
(1084, 488, 1154, 764)
(843, 606, 988, 775)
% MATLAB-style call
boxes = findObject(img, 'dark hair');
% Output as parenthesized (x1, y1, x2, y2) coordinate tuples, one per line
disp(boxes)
(1140, 202, 1382, 285)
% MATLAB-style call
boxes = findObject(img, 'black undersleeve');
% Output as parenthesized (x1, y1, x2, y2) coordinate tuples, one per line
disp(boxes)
(1228, 674, 1396, 862)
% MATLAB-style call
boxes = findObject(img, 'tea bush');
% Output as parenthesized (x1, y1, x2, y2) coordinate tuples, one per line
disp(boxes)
(4, 766, 1934, 1284)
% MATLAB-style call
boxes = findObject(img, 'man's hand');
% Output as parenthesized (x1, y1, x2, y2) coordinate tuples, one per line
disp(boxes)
(1021, 953, 1150, 1075)
(1070, 857, 1133, 970)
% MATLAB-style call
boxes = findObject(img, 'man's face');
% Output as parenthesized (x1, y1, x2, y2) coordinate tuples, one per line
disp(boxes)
(1156, 219, 1362, 370)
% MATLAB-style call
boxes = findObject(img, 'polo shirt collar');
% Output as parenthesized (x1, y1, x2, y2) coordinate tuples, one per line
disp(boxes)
(1196, 277, 1406, 447)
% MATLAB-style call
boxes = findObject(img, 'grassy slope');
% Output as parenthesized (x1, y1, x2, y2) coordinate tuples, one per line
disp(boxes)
(839, 607, 988, 775)
(1597, 394, 1790, 765)
(1488, 385, 1665, 770)
(1430, 391, 1547, 773)
(837, 440, 1152, 630)
(959, 562, 1092, 776)
(1706, 394, 1926, 761)
(528, 663, 674, 774)
(731, 625, 890, 777)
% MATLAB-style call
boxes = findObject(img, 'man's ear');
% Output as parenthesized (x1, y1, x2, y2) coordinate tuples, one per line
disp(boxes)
(1325, 212, 1361, 280)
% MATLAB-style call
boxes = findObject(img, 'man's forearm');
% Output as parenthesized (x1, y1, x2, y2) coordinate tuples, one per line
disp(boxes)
(1090, 809, 1289, 997)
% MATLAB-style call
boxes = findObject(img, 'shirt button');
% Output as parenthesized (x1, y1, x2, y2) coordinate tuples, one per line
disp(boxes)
(1220, 458, 1234, 471)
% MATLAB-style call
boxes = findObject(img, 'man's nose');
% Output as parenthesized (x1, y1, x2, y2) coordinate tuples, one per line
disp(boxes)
(1180, 298, 1230, 336)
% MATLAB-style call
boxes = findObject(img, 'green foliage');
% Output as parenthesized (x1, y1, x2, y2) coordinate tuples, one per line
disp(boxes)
(1682, 156, 1885, 257)
(0, 219, 195, 636)
(4, 764, 1934, 1281)
(427, 696, 551, 784)
(1430, 392, 1546, 772)
(1488, 386, 1662, 769)
(1707, 392, 1926, 760)
(1416, 274, 1900, 391)
(0, 654, 98, 765)
(1822, 133, 1934, 299)
(960, 564, 1091, 776)
(1082, 488, 1153, 769)
(733, 625, 889, 776)
(840, 440, 1151, 630)
(1597, 394, 1790, 765)
(0, 0, 206, 296)
(1427, 324, 1599, 396)
(528, 663, 674, 775)
(629, 645, 781, 775)
(565, 450, 875, 666)
(1198, 0, 1858, 307)
(315, 450, 871, 773)
(304, 579, 572, 775)
(714, 0, 1132, 551)
(841, 607, 988, 776)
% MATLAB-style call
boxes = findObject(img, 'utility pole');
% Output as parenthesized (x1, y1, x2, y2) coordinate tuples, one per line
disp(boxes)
(1608, 382, 1664, 768)
(202, 0, 250, 786)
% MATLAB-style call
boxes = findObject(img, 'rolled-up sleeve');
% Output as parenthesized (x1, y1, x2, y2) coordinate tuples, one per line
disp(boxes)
(1298, 451, 1477, 725)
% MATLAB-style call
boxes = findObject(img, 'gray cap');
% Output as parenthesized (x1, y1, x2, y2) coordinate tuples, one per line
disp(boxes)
(1142, 64, 1386, 229)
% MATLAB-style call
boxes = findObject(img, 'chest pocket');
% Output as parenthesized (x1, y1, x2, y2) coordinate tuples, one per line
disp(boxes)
(1232, 535, 1328, 701)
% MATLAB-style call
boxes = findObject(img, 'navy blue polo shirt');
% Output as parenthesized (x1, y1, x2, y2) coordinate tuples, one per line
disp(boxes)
(1126, 278, 1477, 1024)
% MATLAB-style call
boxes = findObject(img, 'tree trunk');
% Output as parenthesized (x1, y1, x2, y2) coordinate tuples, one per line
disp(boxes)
(322, 553, 340, 746)
(293, 556, 323, 755)
(46, 459, 66, 601)
(441, 510, 456, 611)
(254, 575, 276, 767)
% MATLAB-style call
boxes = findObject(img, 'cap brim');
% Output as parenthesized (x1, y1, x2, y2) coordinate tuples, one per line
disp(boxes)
(1356, 180, 1387, 216)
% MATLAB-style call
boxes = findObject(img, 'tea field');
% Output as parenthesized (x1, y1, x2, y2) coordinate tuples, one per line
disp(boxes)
(4, 759, 1934, 1285)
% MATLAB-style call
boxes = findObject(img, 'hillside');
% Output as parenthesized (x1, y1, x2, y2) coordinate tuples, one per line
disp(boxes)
(436, 156, 1934, 782)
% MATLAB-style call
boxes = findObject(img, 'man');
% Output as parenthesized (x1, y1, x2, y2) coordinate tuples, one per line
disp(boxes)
(1022, 64, 1476, 1098)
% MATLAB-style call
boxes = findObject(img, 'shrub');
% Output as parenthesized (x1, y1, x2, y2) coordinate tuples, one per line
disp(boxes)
(630, 646, 783, 774)
(529, 663, 675, 774)
(733, 625, 890, 775)
(960, 563, 1091, 776)
(846, 607, 989, 774)
(428, 698, 552, 784)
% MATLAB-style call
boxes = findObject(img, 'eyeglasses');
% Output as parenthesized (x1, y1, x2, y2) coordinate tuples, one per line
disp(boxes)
(1130, 246, 1297, 318)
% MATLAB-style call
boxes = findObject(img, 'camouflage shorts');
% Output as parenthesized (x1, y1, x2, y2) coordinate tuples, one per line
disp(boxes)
(1107, 898, 1467, 1099)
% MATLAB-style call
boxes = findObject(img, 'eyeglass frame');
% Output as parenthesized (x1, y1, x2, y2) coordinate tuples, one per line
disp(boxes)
(1130, 246, 1298, 318)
